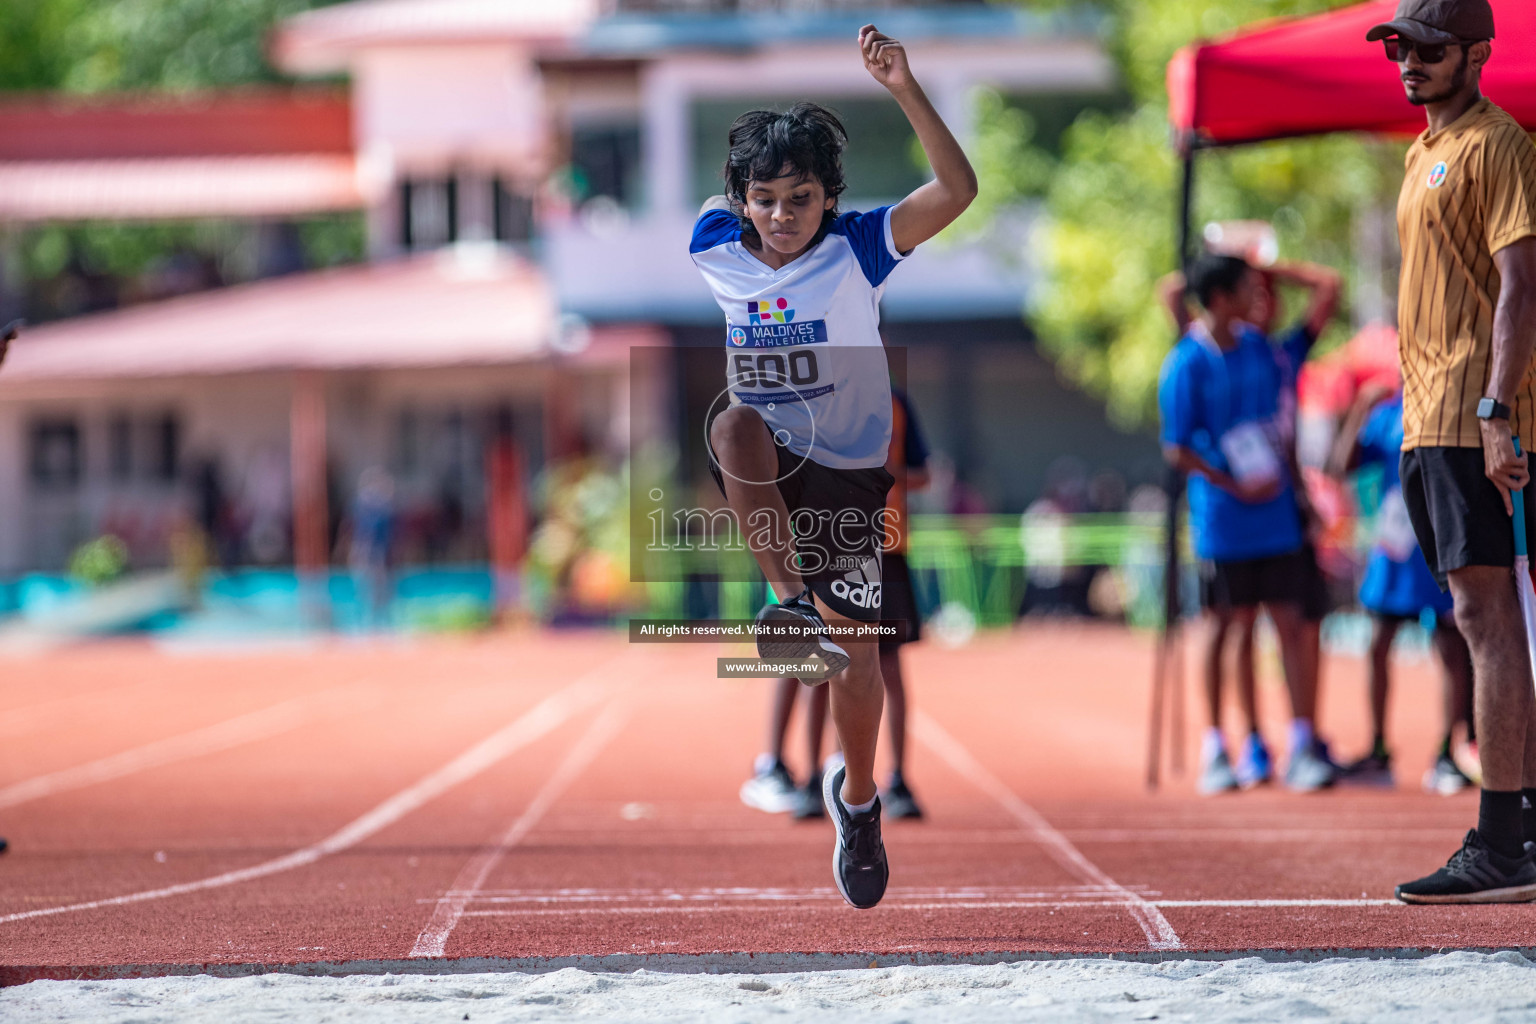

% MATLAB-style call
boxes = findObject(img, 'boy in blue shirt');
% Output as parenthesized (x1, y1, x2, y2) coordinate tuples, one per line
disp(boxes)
(1159, 255, 1334, 795)
(1327, 384, 1475, 794)
(692, 25, 975, 909)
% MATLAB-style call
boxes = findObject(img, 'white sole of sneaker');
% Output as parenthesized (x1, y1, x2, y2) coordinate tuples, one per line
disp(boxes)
(739, 781, 797, 814)
(1396, 882, 1536, 905)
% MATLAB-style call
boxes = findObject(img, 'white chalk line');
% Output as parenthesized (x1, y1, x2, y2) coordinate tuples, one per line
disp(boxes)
(430, 885, 1158, 905)
(460, 897, 1402, 918)
(0, 683, 384, 810)
(912, 709, 1182, 951)
(0, 656, 627, 926)
(409, 698, 634, 958)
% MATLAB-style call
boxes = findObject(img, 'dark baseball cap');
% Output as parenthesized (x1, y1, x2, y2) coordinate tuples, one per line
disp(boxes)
(1366, 0, 1495, 45)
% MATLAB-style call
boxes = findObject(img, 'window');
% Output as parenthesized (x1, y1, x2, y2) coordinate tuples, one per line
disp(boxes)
(493, 179, 535, 243)
(28, 419, 81, 489)
(570, 124, 642, 208)
(109, 414, 133, 481)
(400, 178, 458, 250)
(149, 414, 180, 483)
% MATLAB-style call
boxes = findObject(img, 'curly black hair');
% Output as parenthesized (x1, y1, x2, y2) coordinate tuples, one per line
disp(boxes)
(722, 102, 847, 248)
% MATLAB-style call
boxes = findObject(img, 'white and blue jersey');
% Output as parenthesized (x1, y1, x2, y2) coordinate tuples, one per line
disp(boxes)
(689, 206, 907, 470)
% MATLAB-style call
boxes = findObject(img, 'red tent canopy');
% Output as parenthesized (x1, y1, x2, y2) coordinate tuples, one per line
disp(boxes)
(1168, 0, 1536, 147)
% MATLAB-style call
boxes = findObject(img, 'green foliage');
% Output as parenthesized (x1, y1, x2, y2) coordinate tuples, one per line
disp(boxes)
(69, 535, 129, 587)
(991, 0, 1407, 428)
(0, 0, 336, 95)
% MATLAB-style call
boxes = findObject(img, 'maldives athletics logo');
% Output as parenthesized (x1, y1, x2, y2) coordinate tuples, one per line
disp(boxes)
(728, 326, 748, 347)
(1427, 161, 1449, 189)
(748, 297, 795, 324)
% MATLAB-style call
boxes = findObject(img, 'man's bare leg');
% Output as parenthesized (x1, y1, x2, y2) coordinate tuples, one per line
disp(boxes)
(1446, 565, 1533, 859)
(710, 407, 801, 600)
(1432, 619, 1473, 747)
(1449, 567, 1532, 793)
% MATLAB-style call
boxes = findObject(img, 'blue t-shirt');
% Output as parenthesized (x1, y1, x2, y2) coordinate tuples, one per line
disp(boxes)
(1354, 395, 1451, 615)
(1158, 324, 1303, 562)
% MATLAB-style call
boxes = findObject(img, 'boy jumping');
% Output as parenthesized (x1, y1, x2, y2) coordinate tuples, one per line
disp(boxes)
(690, 25, 975, 908)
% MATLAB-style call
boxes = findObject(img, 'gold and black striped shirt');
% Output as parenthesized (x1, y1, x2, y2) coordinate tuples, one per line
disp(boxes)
(1397, 98, 1536, 449)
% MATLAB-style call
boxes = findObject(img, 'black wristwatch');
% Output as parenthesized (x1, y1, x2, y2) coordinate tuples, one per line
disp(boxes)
(1477, 397, 1511, 421)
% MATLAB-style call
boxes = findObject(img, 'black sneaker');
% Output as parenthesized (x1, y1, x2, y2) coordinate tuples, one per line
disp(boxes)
(791, 774, 825, 820)
(822, 764, 888, 909)
(1339, 751, 1395, 788)
(1395, 829, 1536, 904)
(882, 772, 924, 820)
(755, 589, 849, 680)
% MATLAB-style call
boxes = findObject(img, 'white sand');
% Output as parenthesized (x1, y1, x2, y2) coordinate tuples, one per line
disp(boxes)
(7, 953, 1536, 1023)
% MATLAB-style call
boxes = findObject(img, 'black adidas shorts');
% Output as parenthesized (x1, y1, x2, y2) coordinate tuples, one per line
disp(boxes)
(1401, 445, 1536, 590)
(709, 431, 894, 623)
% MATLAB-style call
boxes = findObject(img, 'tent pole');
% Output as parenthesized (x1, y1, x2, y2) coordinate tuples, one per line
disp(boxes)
(1149, 145, 1197, 792)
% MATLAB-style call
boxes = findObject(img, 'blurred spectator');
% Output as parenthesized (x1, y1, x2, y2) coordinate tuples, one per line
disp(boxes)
(486, 408, 531, 624)
(340, 467, 398, 630)
(1327, 384, 1477, 794)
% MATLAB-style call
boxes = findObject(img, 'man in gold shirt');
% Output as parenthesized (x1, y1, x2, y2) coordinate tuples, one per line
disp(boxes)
(1369, 0, 1536, 903)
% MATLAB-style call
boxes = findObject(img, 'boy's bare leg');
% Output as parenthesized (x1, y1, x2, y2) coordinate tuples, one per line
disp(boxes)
(1203, 609, 1234, 731)
(766, 676, 800, 764)
(710, 407, 802, 601)
(879, 647, 907, 775)
(1270, 602, 1317, 723)
(1369, 617, 1402, 746)
(1233, 611, 1259, 735)
(805, 680, 830, 772)
(815, 595, 883, 806)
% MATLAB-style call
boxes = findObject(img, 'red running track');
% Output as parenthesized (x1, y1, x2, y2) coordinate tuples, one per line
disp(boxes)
(0, 624, 1526, 983)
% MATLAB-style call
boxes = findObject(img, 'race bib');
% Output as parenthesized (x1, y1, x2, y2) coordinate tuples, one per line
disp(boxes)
(1376, 486, 1418, 562)
(1219, 421, 1282, 487)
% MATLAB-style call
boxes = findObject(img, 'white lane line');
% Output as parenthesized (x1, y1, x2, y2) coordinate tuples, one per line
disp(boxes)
(0, 684, 377, 810)
(459, 897, 1402, 918)
(0, 657, 626, 926)
(410, 699, 633, 958)
(912, 709, 1182, 951)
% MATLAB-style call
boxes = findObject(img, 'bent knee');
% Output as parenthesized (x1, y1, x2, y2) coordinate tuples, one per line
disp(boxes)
(709, 406, 768, 454)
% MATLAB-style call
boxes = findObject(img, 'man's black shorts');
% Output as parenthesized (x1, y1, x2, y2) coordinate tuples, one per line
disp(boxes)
(709, 430, 894, 622)
(1199, 547, 1310, 612)
(878, 551, 922, 651)
(1400, 446, 1536, 590)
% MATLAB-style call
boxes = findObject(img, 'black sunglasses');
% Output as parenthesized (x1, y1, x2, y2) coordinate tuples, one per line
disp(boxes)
(1382, 36, 1469, 64)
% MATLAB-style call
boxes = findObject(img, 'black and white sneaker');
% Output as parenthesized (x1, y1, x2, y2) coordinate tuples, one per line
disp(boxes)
(739, 754, 799, 813)
(791, 774, 825, 820)
(822, 764, 888, 909)
(1395, 829, 1536, 904)
(755, 589, 849, 681)
(882, 771, 924, 820)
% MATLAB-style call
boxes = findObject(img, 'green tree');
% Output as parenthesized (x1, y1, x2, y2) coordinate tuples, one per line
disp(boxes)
(987, 0, 1404, 428)
(0, 0, 335, 94)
